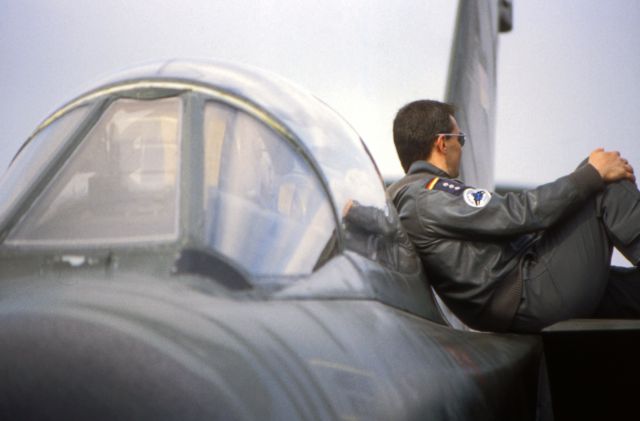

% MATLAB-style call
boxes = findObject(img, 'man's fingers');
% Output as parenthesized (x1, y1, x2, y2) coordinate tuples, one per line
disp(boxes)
(623, 164, 636, 182)
(588, 149, 636, 183)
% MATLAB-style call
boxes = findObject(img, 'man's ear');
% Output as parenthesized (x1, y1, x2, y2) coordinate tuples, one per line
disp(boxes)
(434, 134, 447, 153)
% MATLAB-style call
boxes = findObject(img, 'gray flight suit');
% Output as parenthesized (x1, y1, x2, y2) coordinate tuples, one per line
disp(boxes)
(389, 160, 640, 332)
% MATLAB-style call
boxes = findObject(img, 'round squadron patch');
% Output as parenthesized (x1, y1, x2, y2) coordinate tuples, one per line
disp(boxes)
(463, 188, 491, 208)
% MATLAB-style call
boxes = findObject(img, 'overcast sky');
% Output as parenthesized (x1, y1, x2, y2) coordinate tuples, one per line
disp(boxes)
(2, 1, 638, 264)
(0, 0, 455, 176)
(2, 1, 639, 186)
(496, 1, 640, 187)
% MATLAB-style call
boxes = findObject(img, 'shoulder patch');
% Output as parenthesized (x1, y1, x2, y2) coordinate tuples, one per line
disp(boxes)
(425, 177, 465, 196)
(463, 188, 492, 208)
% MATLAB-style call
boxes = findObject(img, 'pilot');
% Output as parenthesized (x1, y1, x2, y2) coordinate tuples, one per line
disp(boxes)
(387, 99, 640, 332)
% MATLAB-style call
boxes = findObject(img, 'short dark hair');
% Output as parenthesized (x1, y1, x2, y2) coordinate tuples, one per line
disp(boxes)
(393, 100, 456, 173)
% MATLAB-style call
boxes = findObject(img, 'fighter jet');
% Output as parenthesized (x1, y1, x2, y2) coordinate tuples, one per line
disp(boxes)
(0, 1, 569, 419)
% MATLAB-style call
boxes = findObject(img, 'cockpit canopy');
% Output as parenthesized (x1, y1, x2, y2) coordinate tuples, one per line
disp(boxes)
(0, 60, 416, 278)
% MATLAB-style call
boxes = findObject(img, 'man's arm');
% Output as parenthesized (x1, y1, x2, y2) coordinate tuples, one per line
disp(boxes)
(415, 149, 634, 239)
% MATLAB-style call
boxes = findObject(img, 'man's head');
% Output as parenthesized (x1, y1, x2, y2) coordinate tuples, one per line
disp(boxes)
(393, 99, 463, 177)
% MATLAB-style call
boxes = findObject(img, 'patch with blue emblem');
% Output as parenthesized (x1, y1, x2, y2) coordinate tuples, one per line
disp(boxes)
(463, 188, 491, 208)
(425, 177, 465, 196)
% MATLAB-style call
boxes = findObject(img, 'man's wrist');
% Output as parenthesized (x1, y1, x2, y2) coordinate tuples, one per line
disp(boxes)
(570, 164, 605, 195)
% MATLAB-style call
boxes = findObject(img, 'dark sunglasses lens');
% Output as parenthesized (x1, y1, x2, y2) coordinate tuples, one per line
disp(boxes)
(459, 135, 465, 146)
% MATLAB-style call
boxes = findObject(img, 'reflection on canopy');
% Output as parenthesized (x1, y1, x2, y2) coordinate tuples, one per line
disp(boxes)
(203, 102, 335, 276)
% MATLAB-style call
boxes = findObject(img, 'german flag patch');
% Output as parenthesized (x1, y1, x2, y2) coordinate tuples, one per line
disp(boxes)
(425, 177, 465, 196)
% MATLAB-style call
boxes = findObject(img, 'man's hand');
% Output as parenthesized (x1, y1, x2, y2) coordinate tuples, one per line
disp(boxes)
(588, 148, 636, 183)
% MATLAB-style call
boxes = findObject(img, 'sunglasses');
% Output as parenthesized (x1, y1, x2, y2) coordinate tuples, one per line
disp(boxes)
(439, 132, 466, 147)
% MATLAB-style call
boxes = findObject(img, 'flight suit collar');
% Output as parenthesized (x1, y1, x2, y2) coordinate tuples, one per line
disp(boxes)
(407, 161, 452, 178)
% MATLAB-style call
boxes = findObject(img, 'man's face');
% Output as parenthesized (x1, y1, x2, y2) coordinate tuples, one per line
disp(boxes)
(445, 116, 463, 178)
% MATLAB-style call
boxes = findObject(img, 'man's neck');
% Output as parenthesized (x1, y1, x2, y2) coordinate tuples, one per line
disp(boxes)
(425, 158, 451, 177)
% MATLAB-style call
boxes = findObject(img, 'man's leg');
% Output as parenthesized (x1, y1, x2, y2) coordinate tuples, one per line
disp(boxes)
(597, 179, 640, 265)
(510, 199, 612, 332)
(511, 179, 640, 332)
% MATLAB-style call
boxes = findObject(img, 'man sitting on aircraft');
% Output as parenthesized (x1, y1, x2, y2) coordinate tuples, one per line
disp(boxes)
(388, 99, 640, 332)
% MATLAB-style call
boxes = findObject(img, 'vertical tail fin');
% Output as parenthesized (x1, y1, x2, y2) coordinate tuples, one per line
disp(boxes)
(445, 0, 512, 188)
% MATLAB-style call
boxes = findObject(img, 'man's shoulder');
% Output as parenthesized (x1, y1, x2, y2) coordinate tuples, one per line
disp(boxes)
(388, 173, 469, 204)
(424, 176, 466, 196)
(387, 173, 431, 202)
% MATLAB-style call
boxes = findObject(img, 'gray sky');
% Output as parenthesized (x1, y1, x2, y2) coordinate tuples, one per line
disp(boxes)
(1, 0, 638, 183)
(0, 0, 455, 176)
(2, 1, 638, 186)
(2, 0, 638, 264)
(496, 1, 640, 187)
